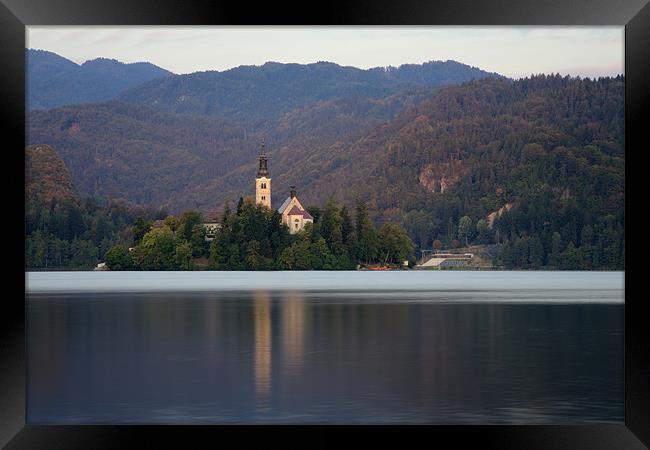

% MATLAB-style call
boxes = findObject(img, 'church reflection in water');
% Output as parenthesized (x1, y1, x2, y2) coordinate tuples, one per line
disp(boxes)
(253, 290, 307, 409)
(27, 289, 623, 423)
(253, 291, 272, 408)
(281, 291, 305, 378)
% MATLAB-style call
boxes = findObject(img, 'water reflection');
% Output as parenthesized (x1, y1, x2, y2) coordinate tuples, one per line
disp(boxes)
(281, 292, 305, 378)
(253, 291, 272, 409)
(27, 288, 623, 424)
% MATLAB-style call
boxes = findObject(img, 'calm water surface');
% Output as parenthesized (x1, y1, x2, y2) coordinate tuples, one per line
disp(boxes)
(26, 271, 624, 424)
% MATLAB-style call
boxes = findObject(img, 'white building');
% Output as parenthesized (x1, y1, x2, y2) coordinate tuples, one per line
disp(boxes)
(277, 186, 313, 234)
(202, 222, 222, 241)
(253, 141, 313, 234)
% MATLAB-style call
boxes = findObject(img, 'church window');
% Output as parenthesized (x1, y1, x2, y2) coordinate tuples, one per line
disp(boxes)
(262, 196, 265, 200)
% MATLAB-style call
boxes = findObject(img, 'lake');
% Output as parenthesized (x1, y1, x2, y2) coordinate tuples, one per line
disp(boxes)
(26, 271, 624, 424)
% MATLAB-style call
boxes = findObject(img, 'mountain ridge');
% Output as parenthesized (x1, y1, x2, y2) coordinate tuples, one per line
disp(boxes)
(117, 58, 503, 124)
(27, 49, 175, 110)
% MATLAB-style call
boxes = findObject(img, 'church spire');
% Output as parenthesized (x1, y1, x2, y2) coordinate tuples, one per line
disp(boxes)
(255, 140, 271, 209)
(257, 139, 269, 177)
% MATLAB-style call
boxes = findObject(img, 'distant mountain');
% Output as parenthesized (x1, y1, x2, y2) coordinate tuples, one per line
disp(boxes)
(119, 60, 502, 125)
(27, 49, 174, 110)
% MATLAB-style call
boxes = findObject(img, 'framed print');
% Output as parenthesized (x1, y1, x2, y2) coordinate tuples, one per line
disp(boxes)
(2, 0, 649, 448)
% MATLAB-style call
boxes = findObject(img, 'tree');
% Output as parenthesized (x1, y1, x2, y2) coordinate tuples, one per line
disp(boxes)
(132, 227, 178, 270)
(355, 200, 379, 264)
(321, 199, 345, 257)
(209, 227, 231, 269)
(245, 240, 261, 270)
(305, 205, 322, 224)
(475, 219, 491, 244)
(105, 244, 134, 270)
(562, 241, 580, 269)
(528, 236, 544, 268)
(227, 243, 244, 270)
(433, 239, 443, 253)
(339, 205, 354, 241)
(311, 237, 335, 269)
(279, 232, 313, 270)
(458, 216, 473, 247)
(179, 210, 203, 242)
(190, 224, 207, 257)
(175, 241, 193, 270)
(164, 215, 179, 233)
(379, 223, 415, 265)
(446, 217, 456, 245)
(132, 217, 152, 245)
(550, 232, 562, 268)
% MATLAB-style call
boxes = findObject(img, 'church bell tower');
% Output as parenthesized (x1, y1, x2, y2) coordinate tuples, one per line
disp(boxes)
(255, 140, 271, 209)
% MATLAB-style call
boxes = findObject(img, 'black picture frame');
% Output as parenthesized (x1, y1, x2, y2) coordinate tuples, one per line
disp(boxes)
(2, 0, 648, 447)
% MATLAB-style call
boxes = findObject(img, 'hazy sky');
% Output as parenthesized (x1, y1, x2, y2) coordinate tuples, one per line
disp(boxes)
(27, 26, 624, 78)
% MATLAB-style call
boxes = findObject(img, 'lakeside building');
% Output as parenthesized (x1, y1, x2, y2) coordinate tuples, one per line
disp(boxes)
(201, 141, 313, 237)
(277, 186, 314, 234)
(203, 223, 222, 241)
(253, 142, 313, 234)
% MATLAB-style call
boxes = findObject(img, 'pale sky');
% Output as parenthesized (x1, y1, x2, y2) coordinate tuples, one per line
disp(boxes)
(26, 26, 624, 79)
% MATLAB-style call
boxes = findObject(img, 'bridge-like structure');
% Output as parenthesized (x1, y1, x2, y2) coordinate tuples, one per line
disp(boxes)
(416, 250, 473, 268)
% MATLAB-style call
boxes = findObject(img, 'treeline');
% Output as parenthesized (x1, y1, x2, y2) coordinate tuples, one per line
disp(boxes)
(25, 196, 165, 269)
(105, 198, 415, 271)
(105, 210, 207, 270)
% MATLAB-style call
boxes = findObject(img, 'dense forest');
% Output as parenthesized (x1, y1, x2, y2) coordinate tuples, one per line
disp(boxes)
(302, 75, 624, 270)
(26, 145, 415, 270)
(25, 145, 165, 269)
(105, 198, 415, 271)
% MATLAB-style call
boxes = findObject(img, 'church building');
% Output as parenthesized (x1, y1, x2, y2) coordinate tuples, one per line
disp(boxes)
(254, 142, 313, 234)
(277, 186, 313, 234)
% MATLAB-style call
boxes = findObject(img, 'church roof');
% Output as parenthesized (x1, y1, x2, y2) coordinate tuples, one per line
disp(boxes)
(277, 196, 292, 214)
(286, 205, 314, 220)
(287, 205, 304, 216)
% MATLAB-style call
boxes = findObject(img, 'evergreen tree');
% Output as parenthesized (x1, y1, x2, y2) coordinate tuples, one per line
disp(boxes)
(355, 200, 379, 264)
(378, 223, 415, 265)
(105, 244, 134, 270)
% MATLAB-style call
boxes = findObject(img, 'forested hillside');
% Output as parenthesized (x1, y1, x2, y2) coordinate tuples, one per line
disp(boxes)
(27, 49, 173, 110)
(119, 60, 500, 124)
(25, 145, 163, 269)
(303, 75, 624, 269)
(28, 58, 498, 210)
